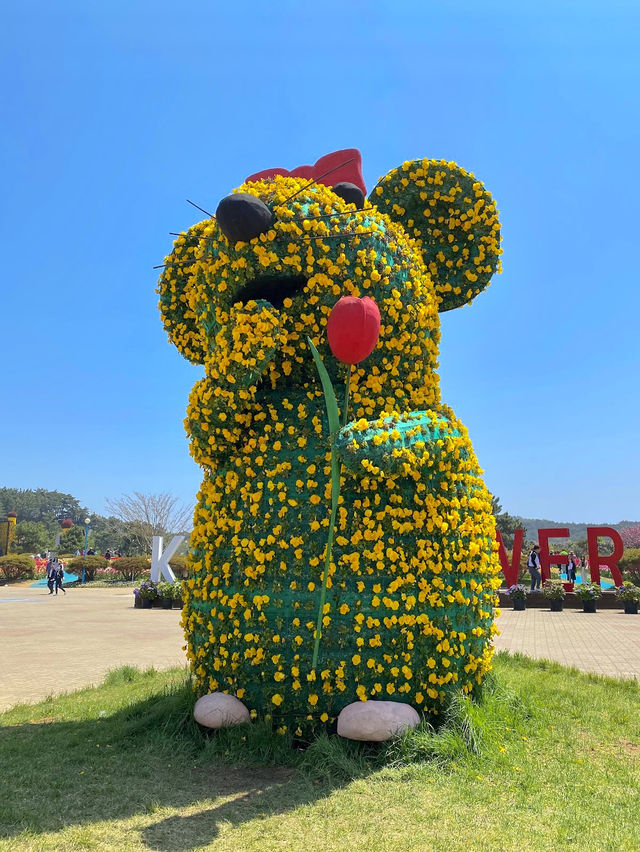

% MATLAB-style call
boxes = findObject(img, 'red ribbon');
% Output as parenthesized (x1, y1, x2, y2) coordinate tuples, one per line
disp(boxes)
(245, 148, 366, 196)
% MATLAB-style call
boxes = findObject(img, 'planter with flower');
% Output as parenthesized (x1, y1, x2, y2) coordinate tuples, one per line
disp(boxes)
(574, 582, 602, 613)
(133, 587, 142, 608)
(542, 580, 566, 612)
(157, 581, 175, 609)
(506, 584, 528, 611)
(137, 581, 158, 609)
(171, 580, 184, 609)
(616, 582, 640, 615)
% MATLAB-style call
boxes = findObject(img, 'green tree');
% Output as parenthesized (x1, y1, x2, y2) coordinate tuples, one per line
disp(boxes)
(90, 515, 142, 556)
(0, 488, 90, 534)
(13, 521, 52, 554)
(619, 548, 640, 584)
(59, 524, 86, 554)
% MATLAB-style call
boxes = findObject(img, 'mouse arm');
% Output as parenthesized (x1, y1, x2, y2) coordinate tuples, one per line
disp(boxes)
(185, 300, 286, 468)
(335, 408, 495, 556)
(336, 409, 471, 483)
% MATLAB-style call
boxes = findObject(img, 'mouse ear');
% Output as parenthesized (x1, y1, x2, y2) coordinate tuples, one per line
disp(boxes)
(369, 159, 501, 312)
(157, 222, 209, 364)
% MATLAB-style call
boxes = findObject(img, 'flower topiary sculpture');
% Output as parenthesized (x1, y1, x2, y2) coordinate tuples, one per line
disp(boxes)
(158, 149, 503, 737)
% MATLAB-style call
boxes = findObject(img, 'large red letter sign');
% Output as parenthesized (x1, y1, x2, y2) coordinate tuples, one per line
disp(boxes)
(537, 529, 570, 583)
(587, 527, 624, 586)
(496, 529, 524, 587)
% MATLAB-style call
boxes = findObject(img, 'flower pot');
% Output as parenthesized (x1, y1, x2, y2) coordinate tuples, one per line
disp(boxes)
(134, 595, 141, 609)
(141, 597, 152, 609)
(162, 597, 173, 610)
(172, 599, 183, 609)
(550, 599, 563, 612)
(624, 602, 638, 615)
(152, 597, 162, 608)
(583, 600, 597, 613)
(513, 599, 526, 611)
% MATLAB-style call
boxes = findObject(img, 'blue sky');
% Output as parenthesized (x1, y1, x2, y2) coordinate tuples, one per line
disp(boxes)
(1, 0, 638, 522)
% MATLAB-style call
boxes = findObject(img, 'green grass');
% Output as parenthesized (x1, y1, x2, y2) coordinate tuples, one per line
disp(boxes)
(1, 653, 639, 851)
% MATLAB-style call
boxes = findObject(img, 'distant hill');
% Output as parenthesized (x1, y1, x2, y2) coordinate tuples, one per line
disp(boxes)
(519, 518, 639, 543)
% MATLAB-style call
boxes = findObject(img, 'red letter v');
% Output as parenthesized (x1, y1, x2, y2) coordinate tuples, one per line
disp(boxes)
(496, 529, 524, 587)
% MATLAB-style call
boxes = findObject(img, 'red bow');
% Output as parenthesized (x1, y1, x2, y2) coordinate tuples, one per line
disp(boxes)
(245, 148, 366, 196)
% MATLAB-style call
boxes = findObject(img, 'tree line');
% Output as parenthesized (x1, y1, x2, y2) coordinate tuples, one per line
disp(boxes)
(3, 486, 633, 560)
(0, 488, 192, 556)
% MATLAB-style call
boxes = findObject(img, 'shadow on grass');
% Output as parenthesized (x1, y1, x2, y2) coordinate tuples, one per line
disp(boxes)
(0, 661, 541, 849)
(140, 767, 326, 851)
(0, 683, 354, 849)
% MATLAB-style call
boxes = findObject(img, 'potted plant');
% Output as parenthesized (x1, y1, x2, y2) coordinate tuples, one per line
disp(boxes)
(133, 587, 141, 608)
(616, 582, 640, 615)
(157, 581, 175, 609)
(574, 582, 602, 613)
(507, 584, 528, 611)
(137, 580, 158, 609)
(542, 579, 566, 612)
(171, 580, 184, 609)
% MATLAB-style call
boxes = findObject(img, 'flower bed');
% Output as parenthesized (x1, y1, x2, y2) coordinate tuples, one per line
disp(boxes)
(497, 589, 625, 610)
(133, 580, 183, 609)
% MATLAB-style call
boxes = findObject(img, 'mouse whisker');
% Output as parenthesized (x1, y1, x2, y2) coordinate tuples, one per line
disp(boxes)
(186, 199, 215, 218)
(154, 260, 197, 270)
(274, 157, 357, 207)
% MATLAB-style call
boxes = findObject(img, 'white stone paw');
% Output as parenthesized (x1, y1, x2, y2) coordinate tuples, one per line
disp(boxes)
(337, 700, 420, 742)
(193, 692, 250, 729)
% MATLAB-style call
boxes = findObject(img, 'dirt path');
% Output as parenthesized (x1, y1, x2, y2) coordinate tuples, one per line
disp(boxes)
(493, 608, 640, 681)
(0, 585, 186, 710)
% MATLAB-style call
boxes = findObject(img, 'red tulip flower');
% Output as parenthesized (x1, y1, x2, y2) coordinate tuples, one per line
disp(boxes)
(326, 296, 381, 364)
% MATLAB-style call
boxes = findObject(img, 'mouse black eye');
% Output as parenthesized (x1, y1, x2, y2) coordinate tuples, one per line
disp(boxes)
(332, 182, 365, 210)
(215, 193, 273, 244)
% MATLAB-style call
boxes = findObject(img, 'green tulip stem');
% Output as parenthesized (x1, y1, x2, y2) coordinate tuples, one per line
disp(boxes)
(343, 363, 352, 427)
(308, 340, 342, 674)
(312, 483, 339, 673)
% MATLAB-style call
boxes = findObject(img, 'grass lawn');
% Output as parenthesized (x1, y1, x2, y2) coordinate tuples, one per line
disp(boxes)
(1, 653, 639, 851)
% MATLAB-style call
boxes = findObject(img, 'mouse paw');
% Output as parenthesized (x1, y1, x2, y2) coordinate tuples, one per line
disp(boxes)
(193, 692, 250, 729)
(337, 699, 420, 741)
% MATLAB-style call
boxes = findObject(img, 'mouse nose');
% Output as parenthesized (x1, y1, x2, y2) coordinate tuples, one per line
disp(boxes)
(215, 193, 273, 244)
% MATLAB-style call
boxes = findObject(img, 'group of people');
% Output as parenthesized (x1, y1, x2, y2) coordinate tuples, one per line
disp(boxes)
(527, 547, 581, 590)
(46, 557, 65, 595)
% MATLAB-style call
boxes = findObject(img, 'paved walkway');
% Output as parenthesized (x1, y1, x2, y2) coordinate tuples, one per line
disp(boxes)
(1, 586, 639, 712)
(493, 609, 640, 681)
(0, 585, 186, 711)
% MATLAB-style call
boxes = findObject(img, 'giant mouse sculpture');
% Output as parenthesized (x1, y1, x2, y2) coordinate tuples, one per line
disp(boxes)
(158, 149, 502, 736)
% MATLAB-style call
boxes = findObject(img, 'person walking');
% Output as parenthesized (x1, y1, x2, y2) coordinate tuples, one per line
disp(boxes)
(54, 561, 66, 595)
(46, 558, 56, 595)
(527, 545, 542, 591)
